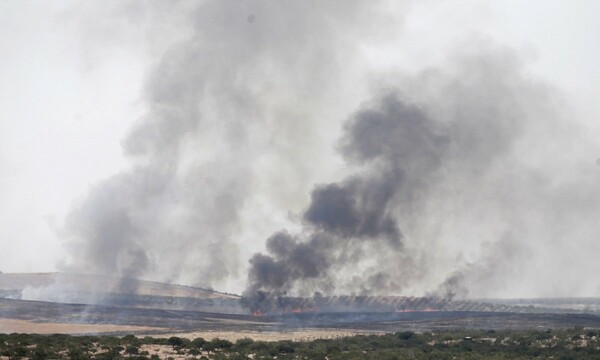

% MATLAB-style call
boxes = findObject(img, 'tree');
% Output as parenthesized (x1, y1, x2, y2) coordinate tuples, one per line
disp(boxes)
(192, 337, 207, 349)
(125, 345, 139, 355)
(167, 337, 184, 349)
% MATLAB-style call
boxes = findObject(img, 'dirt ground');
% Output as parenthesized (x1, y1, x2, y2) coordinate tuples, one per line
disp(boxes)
(0, 318, 164, 334)
(150, 328, 384, 342)
(0, 315, 383, 341)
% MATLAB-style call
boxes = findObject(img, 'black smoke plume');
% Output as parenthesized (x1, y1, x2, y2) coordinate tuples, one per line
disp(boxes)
(244, 95, 452, 310)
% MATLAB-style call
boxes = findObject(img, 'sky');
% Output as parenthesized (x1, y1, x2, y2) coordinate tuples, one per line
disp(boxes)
(1, 1, 599, 297)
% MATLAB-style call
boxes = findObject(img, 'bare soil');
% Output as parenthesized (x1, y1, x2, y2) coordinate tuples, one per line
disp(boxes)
(150, 328, 384, 342)
(0, 318, 163, 334)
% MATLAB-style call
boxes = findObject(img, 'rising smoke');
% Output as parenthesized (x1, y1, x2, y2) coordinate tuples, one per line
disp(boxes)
(245, 47, 600, 301)
(63, 0, 388, 288)
(244, 96, 448, 300)
(62, 1, 600, 299)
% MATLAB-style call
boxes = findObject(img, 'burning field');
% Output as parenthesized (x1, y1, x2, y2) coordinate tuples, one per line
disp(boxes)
(2, 272, 600, 339)
(2, 3, 600, 359)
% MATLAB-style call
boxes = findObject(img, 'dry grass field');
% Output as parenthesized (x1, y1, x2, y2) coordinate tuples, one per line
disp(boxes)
(0, 318, 164, 335)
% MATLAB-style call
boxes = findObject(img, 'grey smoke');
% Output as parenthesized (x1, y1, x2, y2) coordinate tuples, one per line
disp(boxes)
(306, 95, 452, 247)
(60, 2, 600, 300)
(245, 47, 600, 301)
(245, 95, 450, 299)
(245, 97, 448, 298)
(435, 233, 530, 299)
(63, 0, 385, 288)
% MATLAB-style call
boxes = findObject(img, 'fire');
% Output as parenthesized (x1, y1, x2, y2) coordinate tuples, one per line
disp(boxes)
(395, 307, 440, 313)
(251, 307, 318, 316)
(423, 307, 439, 312)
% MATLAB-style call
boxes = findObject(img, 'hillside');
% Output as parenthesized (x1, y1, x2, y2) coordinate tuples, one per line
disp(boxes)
(0, 272, 239, 303)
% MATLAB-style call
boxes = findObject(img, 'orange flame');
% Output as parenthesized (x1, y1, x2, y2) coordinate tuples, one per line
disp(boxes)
(395, 307, 440, 313)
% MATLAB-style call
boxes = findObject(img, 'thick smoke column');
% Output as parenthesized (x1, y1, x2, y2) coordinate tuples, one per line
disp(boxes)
(245, 97, 449, 304)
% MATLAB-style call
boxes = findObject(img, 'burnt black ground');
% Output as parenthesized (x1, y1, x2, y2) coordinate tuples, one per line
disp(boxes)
(2, 298, 600, 335)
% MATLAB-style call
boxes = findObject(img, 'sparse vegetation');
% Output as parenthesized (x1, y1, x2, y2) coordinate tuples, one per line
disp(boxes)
(1, 328, 600, 359)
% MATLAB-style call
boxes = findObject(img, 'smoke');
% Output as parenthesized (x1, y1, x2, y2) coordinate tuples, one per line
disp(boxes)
(435, 233, 531, 299)
(245, 96, 448, 299)
(62, 0, 392, 288)
(245, 45, 600, 302)
(59, 1, 600, 300)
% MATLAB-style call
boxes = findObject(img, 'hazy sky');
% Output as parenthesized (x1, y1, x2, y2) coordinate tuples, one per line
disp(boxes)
(1, 1, 599, 296)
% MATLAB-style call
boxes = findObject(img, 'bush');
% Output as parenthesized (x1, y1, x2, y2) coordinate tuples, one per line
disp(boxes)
(235, 337, 254, 348)
(211, 338, 233, 349)
(167, 336, 184, 348)
(397, 331, 415, 340)
(276, 341, 296, 353)
(193, 337, 207, 348)
(125, 344, 140, 355)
